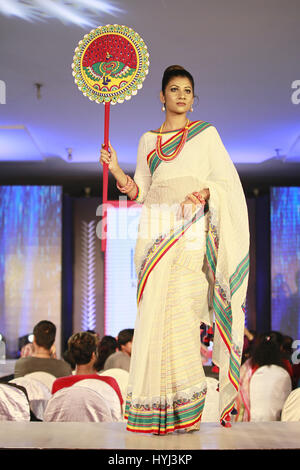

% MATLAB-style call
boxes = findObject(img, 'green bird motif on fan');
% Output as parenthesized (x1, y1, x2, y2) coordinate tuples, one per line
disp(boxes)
(84, 52, 135, 86)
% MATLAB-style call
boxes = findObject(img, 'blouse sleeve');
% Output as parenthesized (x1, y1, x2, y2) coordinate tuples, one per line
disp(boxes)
(132, 133, 152, 204)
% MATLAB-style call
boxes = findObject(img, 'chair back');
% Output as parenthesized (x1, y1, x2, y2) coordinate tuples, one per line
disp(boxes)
(99, 368, 129, 420)
(250, 365, 292, 421)
(281, 388, 300, 422)
(0, 383, 30, 421)
(25, 371, 56, 391)
(43, 384, 114, 422)
(73, 379, 122, 421)
(9, 376, 51, 420)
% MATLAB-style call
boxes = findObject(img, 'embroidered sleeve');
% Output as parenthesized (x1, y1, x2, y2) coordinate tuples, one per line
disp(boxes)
(132, 134, 152, 203)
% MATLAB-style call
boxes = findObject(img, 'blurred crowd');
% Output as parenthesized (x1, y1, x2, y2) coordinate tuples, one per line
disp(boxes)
(0, 320, 299, 424)
(0, 321, 133, 422)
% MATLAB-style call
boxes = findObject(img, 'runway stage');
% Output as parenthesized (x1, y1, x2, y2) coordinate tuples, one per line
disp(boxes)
(0, 421, 299, 457)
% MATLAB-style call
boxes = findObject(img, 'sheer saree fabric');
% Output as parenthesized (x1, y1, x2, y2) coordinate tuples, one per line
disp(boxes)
(125, 122, 250, 433)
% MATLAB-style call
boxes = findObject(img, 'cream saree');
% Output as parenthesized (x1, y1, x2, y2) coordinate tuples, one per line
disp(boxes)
(124, 121, 250, 434)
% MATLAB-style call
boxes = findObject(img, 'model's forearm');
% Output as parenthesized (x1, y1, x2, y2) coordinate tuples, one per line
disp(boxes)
(111, 165, 138, 200)
(110, 165, 127, 186)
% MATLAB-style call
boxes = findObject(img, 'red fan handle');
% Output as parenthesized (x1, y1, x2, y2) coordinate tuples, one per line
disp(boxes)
(101, 102, 110, 251)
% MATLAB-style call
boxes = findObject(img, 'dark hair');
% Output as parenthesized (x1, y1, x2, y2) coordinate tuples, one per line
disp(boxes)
(117, 329, 134, 350)
(281, 335, 294, 358)
(161, 65, 195, 95)
(33, 320, 56, 350)
(94, 335, 117, 371)
(68, 331, 98, 365)
(251, 331, 284, 368)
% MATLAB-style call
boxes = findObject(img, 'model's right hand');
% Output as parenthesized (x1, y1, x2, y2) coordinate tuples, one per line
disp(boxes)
(100, 141, 119, 173)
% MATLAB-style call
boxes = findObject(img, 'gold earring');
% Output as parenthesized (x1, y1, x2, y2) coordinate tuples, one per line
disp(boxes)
(162, 104, 166, 112)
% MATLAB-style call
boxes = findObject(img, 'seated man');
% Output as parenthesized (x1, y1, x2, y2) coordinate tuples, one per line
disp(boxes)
(14, 320, 72, 378)
(53, 331, 99, 393)
(51, 331, 123, 409)
(103, 329, 134, 372)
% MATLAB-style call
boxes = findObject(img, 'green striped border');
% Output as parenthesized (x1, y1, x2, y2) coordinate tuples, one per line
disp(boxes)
(147, 121, 212, 175)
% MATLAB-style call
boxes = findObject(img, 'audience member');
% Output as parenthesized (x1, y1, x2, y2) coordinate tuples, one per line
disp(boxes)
(280, 334, 294, 382)
(51, 331, 123, 407)
(68, 331, 99, 375)
(242, 327, 256, 364)
(103, 329, 134, 372)
(61, 330, 99, 371)
(52, 331, 98, 393)
(20, 342, 34, 358)
(14, 321, 72, 379)
(94, 335, 117, 372)
(62, 348, 76, 371)
(293, 363, 300, 388)
(235, 331, 292, 422)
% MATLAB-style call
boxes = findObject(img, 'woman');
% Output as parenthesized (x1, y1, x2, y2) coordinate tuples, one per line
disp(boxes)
(100, 65, 249, 434)
(94, 335, 117, 372)
(235, 331, 292, 422)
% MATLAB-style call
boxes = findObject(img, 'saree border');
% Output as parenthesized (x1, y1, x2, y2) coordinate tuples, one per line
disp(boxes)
(136, 206, 205, 305)
(206, 219, 250, 423)
(125, 385, 207, 434)
(147, 120, 212, 175)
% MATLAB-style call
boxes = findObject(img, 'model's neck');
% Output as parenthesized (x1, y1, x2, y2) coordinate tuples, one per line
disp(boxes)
(162, 113, 189, 132)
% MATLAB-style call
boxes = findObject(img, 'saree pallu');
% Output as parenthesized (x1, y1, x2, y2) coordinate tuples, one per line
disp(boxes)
(206, 179, 249, 425)
(125, 125, 250, 434)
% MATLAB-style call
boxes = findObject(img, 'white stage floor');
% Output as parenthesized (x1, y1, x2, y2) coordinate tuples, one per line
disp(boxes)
(0, 421, 299, 451)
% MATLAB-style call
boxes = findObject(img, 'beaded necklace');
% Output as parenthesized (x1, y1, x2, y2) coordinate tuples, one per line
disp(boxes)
(155, 119, 190, 161)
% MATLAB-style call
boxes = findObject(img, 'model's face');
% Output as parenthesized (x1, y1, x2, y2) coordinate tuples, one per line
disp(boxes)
(161, 76, 194, 114)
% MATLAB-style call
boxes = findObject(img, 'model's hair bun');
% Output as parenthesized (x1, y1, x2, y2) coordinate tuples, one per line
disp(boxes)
(161, 65, 195, 94)
(164, 65, 185, 73)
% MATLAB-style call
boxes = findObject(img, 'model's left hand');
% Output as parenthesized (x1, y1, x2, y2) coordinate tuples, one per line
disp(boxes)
(177, 190, 208, 219)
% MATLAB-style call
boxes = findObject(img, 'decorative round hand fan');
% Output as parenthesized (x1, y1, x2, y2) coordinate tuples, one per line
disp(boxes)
(72, 24, 150, 250)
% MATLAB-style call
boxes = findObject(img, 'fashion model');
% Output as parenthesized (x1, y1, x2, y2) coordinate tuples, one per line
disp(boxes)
(100, 65, 250, 435)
